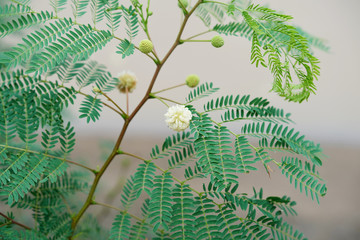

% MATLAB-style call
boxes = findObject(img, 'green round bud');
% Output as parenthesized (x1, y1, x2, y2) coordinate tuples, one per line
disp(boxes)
(92, 86, 101, 93)
(139, 39, 153, 54)
(185, 74, 200, 88)
(211, 35, 224, 48)
(178, 0, 188, 8)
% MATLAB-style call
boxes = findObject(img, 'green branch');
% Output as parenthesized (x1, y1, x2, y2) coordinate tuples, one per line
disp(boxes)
(69, 2, 204, 236)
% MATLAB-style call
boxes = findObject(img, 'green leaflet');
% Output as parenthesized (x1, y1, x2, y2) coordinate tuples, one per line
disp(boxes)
(129, 199, 150, 240)
(234, 136, 257, 173)
(90, 0, 106, 26)
(133, 161, 157, 197)
(105, 0, 122, 32)
(79, 95, 102, 123)
(191, 113, 238, 191)
(122, 5, 139, 40)
(241, 122, 323, 166)
(50, 0, 69, 16)
(279, 157, 327, 203)
(150, 131, 194, 160)
(193, 195, 220, 239)
(150, 131, 195, 171)
(26, 25, 113, 76)
(170, 184, 196, 240)
(148, 172, 174, 232)
(116, 39, 135, 59)
(0, 4, 33, 18)
(1, 18, 74, 70)
(120, 175, 139, 210)
(195, 2, 227, 27)
(109, 212, 132, 240)
(211, 3, 321, 102)
(186, 82, 219, 103)
(0, 11, 53, 38)
(71, 0, 90, 20)
(216, 205, 242, 240)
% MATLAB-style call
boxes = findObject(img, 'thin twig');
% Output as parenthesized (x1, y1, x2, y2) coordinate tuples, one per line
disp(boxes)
(0, 144, 96, 174)
(0, 212, 31, 230)
(152, 83, 186, 94)
(92, 201, 143, 222)
(126, 87, 129, 115)
(102, 92, 127, 117)
(69, 1, 204, 236)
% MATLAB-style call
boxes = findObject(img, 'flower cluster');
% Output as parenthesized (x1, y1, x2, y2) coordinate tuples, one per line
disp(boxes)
(117, 71, 137, 93)
(165, 105, 192, 132)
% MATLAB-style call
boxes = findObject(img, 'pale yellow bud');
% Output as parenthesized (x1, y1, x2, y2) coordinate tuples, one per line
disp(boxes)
(117, 71, 138, 93)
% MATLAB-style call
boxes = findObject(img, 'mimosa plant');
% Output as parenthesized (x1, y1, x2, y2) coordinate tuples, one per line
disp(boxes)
(0, 0, 328, 239)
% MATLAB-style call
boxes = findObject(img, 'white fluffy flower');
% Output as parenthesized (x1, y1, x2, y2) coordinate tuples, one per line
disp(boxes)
(165, 105, 192, 132)
(117, 71, 137, 93)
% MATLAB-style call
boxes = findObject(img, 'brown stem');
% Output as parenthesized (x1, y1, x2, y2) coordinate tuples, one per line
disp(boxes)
(69, 1, 203, 237)
(126, 87, 129, 115)
(0, 212, 31, 230)
(102, 92, 127, 117)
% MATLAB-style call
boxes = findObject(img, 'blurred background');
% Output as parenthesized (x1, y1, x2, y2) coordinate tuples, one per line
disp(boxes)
(1, 0, 360, 239)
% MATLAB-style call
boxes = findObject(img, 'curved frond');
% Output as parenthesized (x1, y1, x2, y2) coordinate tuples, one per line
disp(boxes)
(1, 18, 74, 70)
(148, 172, 173, 232)
(186, 82, 219, 103)
(50, 0, 68, 16)
(169, 184, 195, 240)
(0, 4, 33, 18)
(79, 95, 102, 123)
(133, 162, 157, 197)
(116, 39, 135, 59)
(0, 11, 53, 38)
(241, 122, 323, 166)
(90, 0, 106, 27)
(150, 131, 194, 160)
(109, 212, 131, 240)
(193, 195, 220, 239)
(279, 156, 327, 202)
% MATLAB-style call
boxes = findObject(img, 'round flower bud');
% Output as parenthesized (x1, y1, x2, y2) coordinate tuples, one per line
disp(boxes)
(178, 0, 188, 8)
(185, 74, 200, 88)
(117, 71, 137, 93)
(211, 35, 224, 48)
(165, 105, 192, 132)
(92, 86, 101, 93)
(139, 39, 153, 54)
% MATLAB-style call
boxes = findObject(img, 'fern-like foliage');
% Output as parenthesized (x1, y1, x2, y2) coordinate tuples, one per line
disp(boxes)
(109, 212, 132, 240)
(186, 82, 219, 103)
(79, 95, 102, 123)
(204, 94, 293, 124)
(148, 172, 174, 232)
(208, 2, 322, 102)
(1, 18, 74, 70)
(169, 183, 195, 240)
(50, 0, 68, 16)
(241, 122, 323, 166)
(71, 0, 90, 21)
(279, 157, 327, 203)
(90, 0, 106, 27)
(105, 0, 122, 33)
(0, 4, 33, 18)
(0, 1, 327, 239)
(129, 199, 150, 240)
(116, 38, 135, 59)
(133, 161, 157, 197)
(0, 11, 53, 38)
